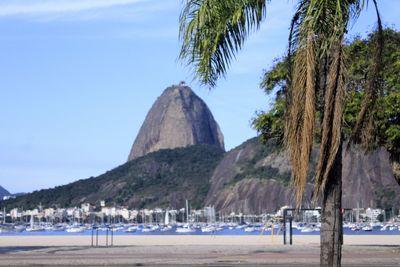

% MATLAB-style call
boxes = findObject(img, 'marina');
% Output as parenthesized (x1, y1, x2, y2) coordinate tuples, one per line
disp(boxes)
(1, 221, 399, 236)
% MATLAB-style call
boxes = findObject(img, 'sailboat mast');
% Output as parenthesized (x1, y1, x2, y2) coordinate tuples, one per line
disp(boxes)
(186, 200, 189, 224)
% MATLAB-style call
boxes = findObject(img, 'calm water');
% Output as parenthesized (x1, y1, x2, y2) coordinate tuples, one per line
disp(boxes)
(1, 226, 399, 236)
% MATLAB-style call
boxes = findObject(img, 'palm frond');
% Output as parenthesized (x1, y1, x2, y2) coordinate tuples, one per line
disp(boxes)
(314, 38, 347, 199)
(285, 0, 364, 205)
(285, 1, 317, 205)
(179, 0, 268, 87)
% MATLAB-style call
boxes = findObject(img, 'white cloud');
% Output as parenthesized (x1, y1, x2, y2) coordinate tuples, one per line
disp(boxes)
(0, 0, 150, 17)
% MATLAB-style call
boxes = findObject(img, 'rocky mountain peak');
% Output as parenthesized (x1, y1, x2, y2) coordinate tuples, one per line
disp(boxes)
(128, 84, 224, 161)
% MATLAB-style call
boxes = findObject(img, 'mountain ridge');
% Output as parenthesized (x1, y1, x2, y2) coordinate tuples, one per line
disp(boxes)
(2, 138, 399, 212)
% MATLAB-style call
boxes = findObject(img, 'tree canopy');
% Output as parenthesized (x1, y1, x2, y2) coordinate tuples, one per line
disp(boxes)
(252, 28, 400, 182)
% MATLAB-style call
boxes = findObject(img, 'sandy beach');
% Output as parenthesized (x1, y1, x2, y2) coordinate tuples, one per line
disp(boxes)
(0, 235, 399, 266)
(0, 234, 399, 247)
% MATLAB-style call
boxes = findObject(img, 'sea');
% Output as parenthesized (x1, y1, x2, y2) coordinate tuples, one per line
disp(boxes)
(1, 226, 399, 236)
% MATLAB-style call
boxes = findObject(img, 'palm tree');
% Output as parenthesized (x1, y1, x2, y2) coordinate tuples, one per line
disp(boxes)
(179, 0, 383, 266)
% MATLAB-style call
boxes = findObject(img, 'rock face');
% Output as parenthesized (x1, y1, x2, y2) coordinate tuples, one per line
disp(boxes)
(205, 138, 400, 213)
(342, 146, 400, 209)
(205, 138, 312, 213)
(128, 84, 225, 161)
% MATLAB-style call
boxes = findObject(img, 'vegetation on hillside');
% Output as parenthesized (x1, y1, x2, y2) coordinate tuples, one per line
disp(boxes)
(252, 28, 400, 183)
(1, 145, 224, 210)
(224, 138, 291, 187)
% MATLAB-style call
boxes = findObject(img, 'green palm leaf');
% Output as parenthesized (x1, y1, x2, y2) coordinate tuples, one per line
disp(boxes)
(179, 0, 268, 87)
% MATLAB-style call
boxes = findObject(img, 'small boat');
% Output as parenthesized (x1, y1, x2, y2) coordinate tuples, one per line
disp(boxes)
(175, 227, 195, 233)
(351, 226, 361, 231)
(201, 226, 216, 233)
(160, 226, 172, 232)
(141, 227, 155, 233)
(380, 225, 389, 231)
(300, 223, 320, 233)
(14, 225, 26, 232)
(66, 227, 85, 233)
(26, 215, 45, 232)
(0, 227, 11, 234)
(26, 226, 45, 232)
(51, 225, 67, 232)
(111, 226, 125, 232)
(301, 227, 315, 233)
(362, 225, 373, 231)
(244, 227, 256, 232)
(124, 226, 137, 233)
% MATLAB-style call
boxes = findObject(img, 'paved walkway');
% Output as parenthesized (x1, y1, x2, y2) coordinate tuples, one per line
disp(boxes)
(0, 244, 399, 266)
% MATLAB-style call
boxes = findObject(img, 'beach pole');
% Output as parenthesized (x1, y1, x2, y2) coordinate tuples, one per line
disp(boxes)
(283, 210, 286, 245)
(106, 228, 109, 247)
(271, 223, 274, 244)
(111, 227, 114, 247)
(289, 217, 293, 245)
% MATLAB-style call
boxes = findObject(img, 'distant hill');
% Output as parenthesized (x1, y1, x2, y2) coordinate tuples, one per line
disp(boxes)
(2, 144, 224, 210)
(0, 186, 11, 199)
(2, 138, 399, 212)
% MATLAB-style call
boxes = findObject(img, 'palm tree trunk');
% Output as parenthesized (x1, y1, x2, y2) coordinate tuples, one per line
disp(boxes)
(320, 141, 343, 267)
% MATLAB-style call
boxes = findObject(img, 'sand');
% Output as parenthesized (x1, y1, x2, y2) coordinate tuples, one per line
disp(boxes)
(0, 234, 399, 247)
(0, 235, 399, 266)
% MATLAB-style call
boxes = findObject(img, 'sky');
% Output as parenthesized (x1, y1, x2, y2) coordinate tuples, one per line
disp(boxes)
(0, 0, 399, 194)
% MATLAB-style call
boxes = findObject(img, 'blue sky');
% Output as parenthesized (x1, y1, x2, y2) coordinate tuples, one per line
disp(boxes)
(0, 0, 399, 193)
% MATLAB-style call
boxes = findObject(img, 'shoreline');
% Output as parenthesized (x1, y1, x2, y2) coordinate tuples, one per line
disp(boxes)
(0, 235, 399, 247)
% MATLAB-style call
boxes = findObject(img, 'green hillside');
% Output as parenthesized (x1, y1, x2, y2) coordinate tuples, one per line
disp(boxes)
(2, 144, 224, 210)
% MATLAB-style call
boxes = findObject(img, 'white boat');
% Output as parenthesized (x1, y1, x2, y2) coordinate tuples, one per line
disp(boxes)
(262, 226, 272, 232)
(111, 226, 125, 232)
(0, 227, 11, 233)
(175, 227, 195, 233)
(362, 225, 373, 231)
(142, 227, 155, 232)
(14, 225, 26, 232)
(50, 225, 66, 232)
(244, 227, 256, 232)
(26, 226, 45, 232)
(66, 227, 85, 233)
(380, 225, 389, 231)
(301, 225, 320, 233)
(160, 226, 172, 232)
(291, 222, 301, 230)
(124, 226, 137, 233)
(201, 226, 216, 233)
